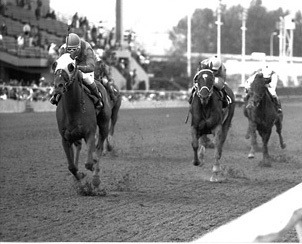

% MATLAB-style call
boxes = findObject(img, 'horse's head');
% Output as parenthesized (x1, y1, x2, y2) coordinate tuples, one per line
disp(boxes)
(249, 73, 268, 107)
(193, 69, 215, 105)
(52, 53, 78, 95)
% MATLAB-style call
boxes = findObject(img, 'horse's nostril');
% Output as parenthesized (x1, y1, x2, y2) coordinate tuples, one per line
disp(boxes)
(58, 84, 64, 88)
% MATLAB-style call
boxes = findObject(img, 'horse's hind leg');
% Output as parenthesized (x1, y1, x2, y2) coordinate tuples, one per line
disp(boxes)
(106, 102, 121, 152)
(275, 117, 286, 149)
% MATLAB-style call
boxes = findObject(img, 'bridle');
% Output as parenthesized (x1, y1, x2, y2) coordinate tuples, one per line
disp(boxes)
(194, 69, 214, 101)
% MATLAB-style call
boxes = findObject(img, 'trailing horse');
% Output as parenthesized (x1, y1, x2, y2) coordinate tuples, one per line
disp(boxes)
(244, 73, 286, 166)
(190, 69, 235, 182)
(52, 53, 121, 188)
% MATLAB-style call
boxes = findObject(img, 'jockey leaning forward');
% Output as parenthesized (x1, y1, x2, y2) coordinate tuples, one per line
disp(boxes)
(189, 55, 231, 108)
(245, 65, 282, 113)
(94, 55, 119, 103)
(50, 33, 103, 109)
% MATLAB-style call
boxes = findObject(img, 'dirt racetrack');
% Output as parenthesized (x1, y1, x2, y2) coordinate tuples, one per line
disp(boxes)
(0, 98, 301, 242)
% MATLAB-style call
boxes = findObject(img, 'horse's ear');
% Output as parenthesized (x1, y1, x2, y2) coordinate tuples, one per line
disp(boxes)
(67, 63, 75, 73)
(52, 61, 57, 71)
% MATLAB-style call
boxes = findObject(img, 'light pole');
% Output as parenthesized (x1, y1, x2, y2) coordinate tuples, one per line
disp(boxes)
(270, 32, 277, 56)
(187, 10, 192, 78)
(215, 0, 222, 58)
(241, 7, 248, 85)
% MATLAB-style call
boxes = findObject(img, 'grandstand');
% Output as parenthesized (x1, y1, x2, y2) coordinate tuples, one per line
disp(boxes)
(0, 0, 150, 91)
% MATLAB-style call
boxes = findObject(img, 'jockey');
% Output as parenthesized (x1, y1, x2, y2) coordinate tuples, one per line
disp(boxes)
(245, 65, 282, 113)
(50, 33, 103, 109)
(189, 55, 230, 108)
(94, 56, 118, 102)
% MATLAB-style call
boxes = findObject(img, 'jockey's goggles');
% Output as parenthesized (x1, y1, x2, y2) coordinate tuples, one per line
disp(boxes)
(66, 47, 78, 53)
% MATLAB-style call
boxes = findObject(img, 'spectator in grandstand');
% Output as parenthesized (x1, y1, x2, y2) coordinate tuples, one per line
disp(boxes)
(94, 56, 119, 102)
(71, 12, 79, 28)
(0, 21, 7, 36)
(50, 33, 103, 109)
(35, 5, 41, 20)
(0, 0, 7, 15)
(50, 10, 56, 20)
(245, 65, 282, 113)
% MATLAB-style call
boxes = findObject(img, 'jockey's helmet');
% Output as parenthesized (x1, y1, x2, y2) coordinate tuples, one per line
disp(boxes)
(262, 65, 273, 79)
(210, 56, 222, 71)
(66, 33, 81, 53)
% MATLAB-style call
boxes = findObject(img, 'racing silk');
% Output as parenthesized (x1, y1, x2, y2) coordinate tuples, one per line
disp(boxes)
(245, 70, 278, 96)
(58, 40, 96, 73)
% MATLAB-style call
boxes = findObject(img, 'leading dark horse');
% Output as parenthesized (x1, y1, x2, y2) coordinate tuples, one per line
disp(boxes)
(52, 53, 121, 187)
(190, 69, 235, 182)
(244, 73, 286, 166)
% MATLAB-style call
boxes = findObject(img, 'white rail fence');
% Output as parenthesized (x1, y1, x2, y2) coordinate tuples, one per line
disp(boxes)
(195, 182, 302, 243)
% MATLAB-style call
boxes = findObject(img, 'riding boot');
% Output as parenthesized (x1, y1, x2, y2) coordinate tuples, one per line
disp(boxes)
(108, 83, 117, 102)
(87, 82, 103, 109)
(221, 87, 228, 108)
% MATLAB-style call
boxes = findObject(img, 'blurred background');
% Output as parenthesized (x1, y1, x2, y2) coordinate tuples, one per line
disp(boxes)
(0, 0, 301, 107)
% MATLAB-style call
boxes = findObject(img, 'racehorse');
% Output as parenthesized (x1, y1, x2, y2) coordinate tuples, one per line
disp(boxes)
(52, 53, 121, 187)
(190, 69, 235, 182)
(244, 73, 286, 166)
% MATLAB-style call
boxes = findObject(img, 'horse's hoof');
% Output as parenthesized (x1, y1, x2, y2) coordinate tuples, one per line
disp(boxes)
(245, 134, 250, 140)
(76, 172, 86, 180)
(248, 153, 255, 159)
(281, 143, 286, 149)
(192, 160, 201, 166)
(92, 175, 101, 187)
(210, 174, 225, 183)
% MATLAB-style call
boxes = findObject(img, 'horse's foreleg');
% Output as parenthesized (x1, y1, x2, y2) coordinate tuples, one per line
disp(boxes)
(62, 139, 80, 180)
(211, 125, 225, 182)
(248, 121, 257, 159)
(74, 140, 82, 169)
(85, 135, 96, 172)
(275, 118, 286, 149)
(191, 127, 202, 166)
(98, 122, 110, 155)
(259, 129, 272, 167)
(86, 135, 101, 187)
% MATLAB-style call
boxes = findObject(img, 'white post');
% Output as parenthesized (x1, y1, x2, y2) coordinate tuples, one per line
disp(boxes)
(241, 8, 247, 85)
(270, 32, 277, 56)
(216, 0, 222, 58)
(187, 11, 192, 78)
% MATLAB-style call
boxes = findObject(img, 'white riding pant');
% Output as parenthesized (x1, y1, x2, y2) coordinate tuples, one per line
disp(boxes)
(266, 73, 278, 97)
(81, 71, 95, 85)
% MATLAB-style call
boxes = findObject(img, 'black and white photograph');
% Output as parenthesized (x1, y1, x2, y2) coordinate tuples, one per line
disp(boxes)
(0, 0, 302, 242)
